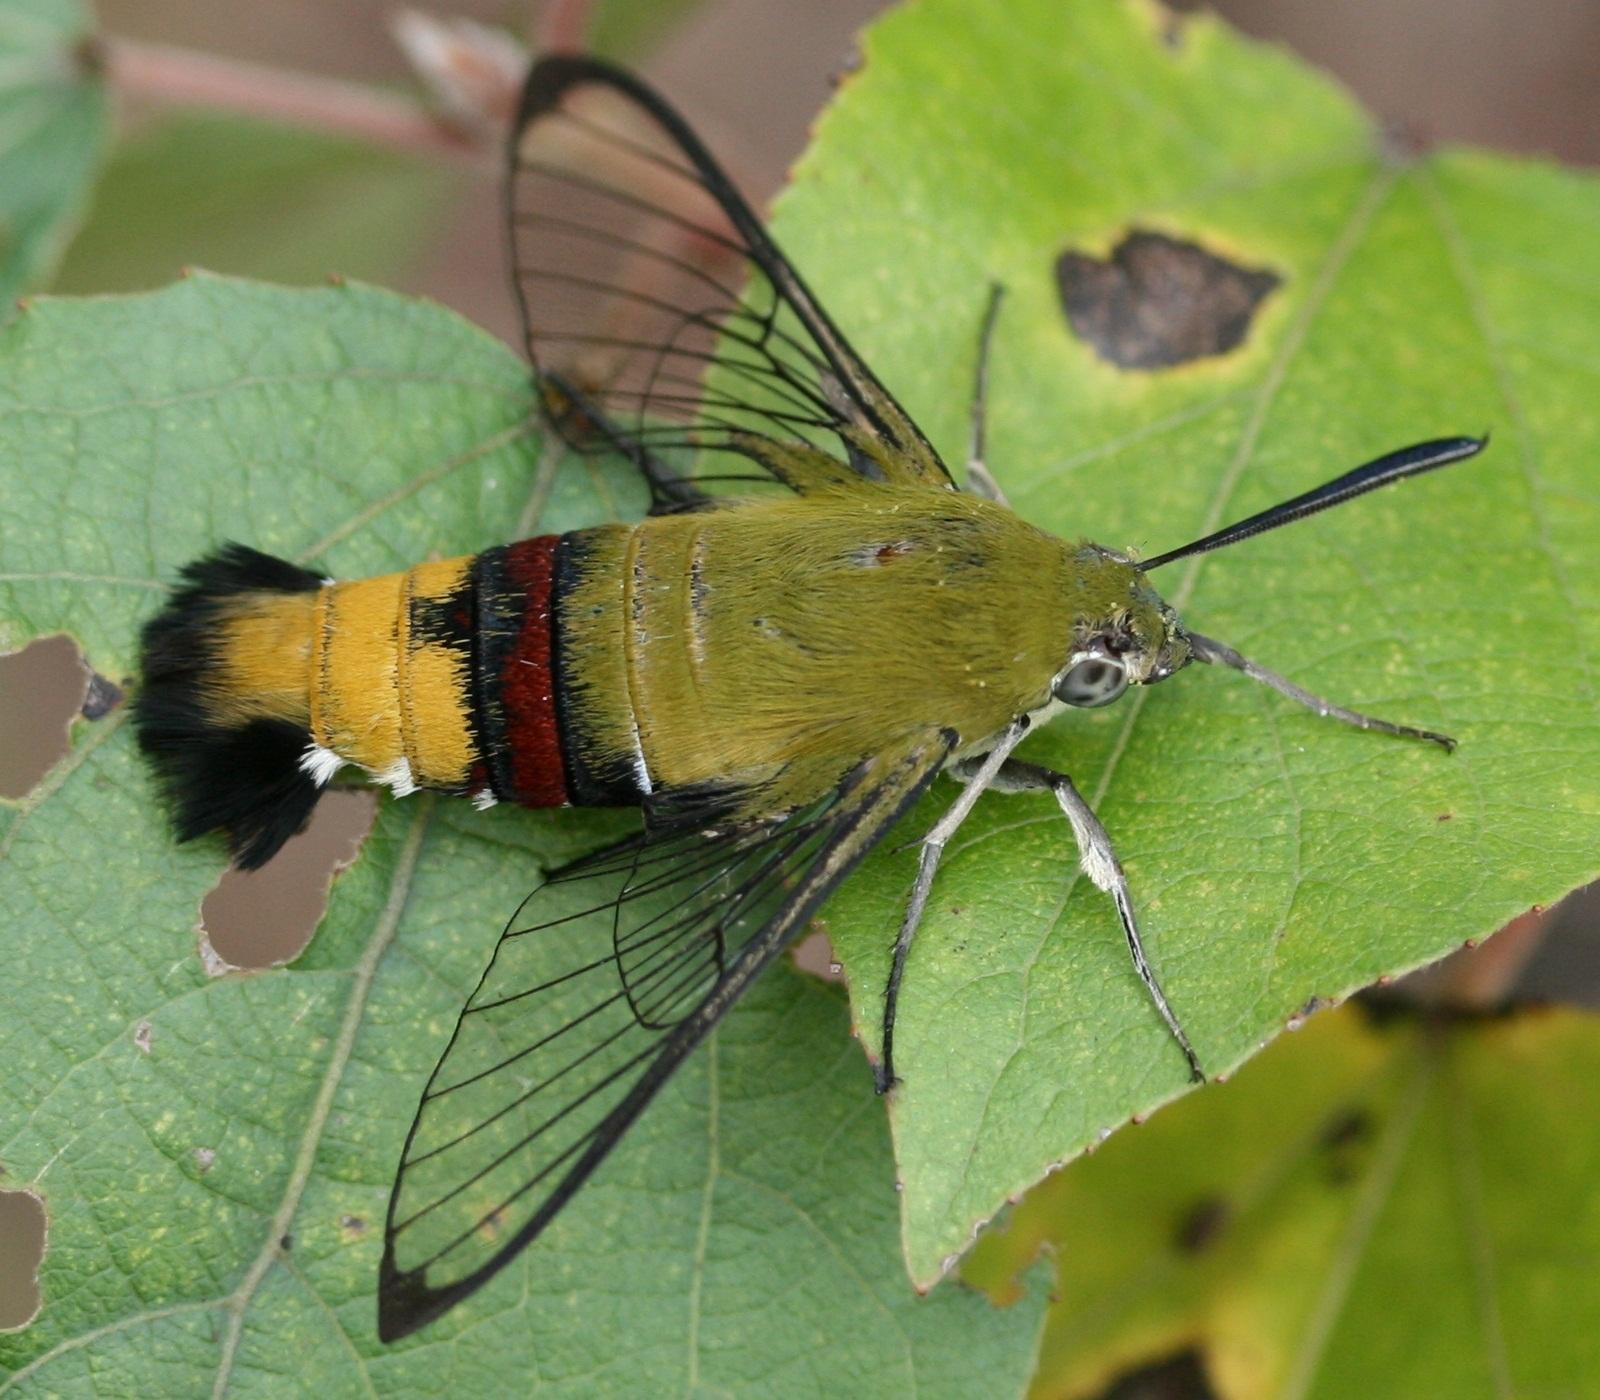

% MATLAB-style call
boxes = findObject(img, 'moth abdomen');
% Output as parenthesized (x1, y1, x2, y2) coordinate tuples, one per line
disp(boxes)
(134, 543, 325, 870)
(135, 530, 649, 868)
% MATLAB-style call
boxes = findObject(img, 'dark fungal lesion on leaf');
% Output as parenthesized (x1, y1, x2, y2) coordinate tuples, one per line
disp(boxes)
(1092, 1349, 1218, 1400)
(1318, 1105, 1374, 1186)
(1172, 1193, 1232, 1253)
(1056, 230, 1280, 370)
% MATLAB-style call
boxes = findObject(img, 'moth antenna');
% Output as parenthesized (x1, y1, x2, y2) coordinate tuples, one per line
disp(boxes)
(1144, 435, 1487, 570)
(1188, 632, 1456, 752)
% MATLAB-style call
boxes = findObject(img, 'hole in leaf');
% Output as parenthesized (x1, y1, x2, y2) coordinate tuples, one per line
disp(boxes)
(791, 925, 844, 982)
(200, 790, 376, 970)
(0, 1187, 46, 1331)
(0, 634, 90, 800)
(1093, 1349, 1217, 1400)
(1056, 229, 1279, 370)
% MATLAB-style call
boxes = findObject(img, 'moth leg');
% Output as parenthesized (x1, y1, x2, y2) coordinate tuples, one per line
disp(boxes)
(965, 281, 1010, 508)
(953, 756, 1206, 1084)
(876, 717, 1031, 1094)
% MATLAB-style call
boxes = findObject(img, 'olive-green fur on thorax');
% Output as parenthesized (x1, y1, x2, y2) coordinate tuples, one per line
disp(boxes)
(559, 484, 1181, 819)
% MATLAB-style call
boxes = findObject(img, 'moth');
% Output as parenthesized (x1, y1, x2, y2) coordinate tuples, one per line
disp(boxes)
(133, 55, 1484, 1340)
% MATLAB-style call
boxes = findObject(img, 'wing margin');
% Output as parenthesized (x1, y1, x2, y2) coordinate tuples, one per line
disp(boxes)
(506, 54, 957, 501)
(378, 728, 955, 1340)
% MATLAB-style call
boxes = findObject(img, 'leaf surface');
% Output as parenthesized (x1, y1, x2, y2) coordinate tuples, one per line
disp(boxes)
(778, 0, 1600, 1284)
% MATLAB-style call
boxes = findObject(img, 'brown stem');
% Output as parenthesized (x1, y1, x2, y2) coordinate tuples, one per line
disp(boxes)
(98, 35, 488, 165)
(538, 0, 598, 54)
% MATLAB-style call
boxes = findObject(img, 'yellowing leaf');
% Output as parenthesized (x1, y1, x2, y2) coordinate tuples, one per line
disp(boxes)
(965, 1006, 1600, 1399)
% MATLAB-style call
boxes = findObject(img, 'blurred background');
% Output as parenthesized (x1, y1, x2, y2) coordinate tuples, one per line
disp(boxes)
(4, 0, 1600, 1367)
(54, 0, 1600, 335)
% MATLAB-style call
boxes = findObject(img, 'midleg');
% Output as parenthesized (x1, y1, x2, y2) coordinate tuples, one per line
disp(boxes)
(875, 717, 1031, 1093)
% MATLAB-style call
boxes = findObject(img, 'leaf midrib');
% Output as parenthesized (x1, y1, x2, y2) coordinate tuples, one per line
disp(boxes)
(210, 798, 433, 1396)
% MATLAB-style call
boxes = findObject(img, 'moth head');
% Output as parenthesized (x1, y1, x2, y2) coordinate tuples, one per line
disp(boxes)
(1054, 546, 1191, 709)
(1055, 435, 1488, 714)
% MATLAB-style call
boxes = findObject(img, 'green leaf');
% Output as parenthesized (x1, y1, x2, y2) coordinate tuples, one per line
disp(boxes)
(0, 276, 1044, 1394)
(964, 1004, 1600, 1398)
(0, 0, 108, 304)
(777, 0, 1600, 1284)
(50, 113, 458, 295)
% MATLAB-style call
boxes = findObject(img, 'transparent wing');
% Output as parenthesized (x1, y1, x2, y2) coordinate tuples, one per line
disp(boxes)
(507, 54, 956, 501)
(378, 729, 955, 1340)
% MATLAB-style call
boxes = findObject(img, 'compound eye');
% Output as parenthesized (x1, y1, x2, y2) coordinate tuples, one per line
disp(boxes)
(1055, 654, 1128, 708)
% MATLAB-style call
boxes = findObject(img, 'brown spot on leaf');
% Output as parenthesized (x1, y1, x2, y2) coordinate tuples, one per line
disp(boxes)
(1056, 230, 1279, 370)
(1093, 1349, 1217, 1400)
(133, 1020, 154, 1055)
(0, 1188, 47, 1330)
(339, 1214, 368, 1242)
(1320, 1106, 1374, 1185)
(193, 1147, 216, 1174)
(1173, 1195, 1231, 1253)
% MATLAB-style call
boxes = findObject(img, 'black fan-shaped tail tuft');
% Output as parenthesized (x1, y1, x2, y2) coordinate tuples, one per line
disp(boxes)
(135, 543, 324, 870)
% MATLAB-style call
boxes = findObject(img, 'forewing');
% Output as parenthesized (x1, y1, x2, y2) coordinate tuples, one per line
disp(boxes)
(378, 729, 955, 1340)
(507, 54, 955, 496)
